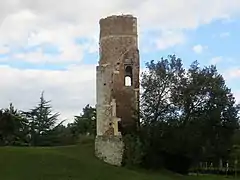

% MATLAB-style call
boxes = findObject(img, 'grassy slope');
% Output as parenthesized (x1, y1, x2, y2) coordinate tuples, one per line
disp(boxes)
(0, 142, 237, 180)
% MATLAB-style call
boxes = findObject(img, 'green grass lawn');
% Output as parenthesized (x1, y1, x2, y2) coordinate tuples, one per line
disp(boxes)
(0, 141, 238, 180)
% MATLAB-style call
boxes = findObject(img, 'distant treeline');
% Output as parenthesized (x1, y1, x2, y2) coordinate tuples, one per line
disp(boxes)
(0, 92, 96, 147)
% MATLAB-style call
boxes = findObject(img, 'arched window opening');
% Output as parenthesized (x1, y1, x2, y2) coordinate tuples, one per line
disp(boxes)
(125, 76, 132, 86)
(124, 65, 133, 87)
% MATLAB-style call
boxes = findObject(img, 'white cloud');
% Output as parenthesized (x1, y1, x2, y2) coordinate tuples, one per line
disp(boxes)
(210, 56, 223, 64)
(5, 45, 85, 64)
(212, 32, 230, 38)
(135, 0, 240, 30)
(220, 32, 230, 38)
(0, 0, 239, 54)
(0, 0, 240, 121)
(0, 9, 96, 64)
(233, 91, 240, 104)
(0, 64, 96, 122)
(0, 45, 9, 54)
(192, 44, 208, 54)
(156, 31, 186, 50)
(224, 68, 240, 80)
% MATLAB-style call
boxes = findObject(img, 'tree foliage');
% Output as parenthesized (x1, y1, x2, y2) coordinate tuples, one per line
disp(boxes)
(70, 104, 96, 138)
(138, 55, 240, 173)
(0, 54, 239, 175)
(0, 91, 96, 147)
(21, 92, 63, 146)
(0, 103, 29, 146)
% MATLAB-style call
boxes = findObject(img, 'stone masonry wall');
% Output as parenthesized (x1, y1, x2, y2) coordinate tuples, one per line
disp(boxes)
(98, 15, 140, 129)
(96, 64, 113, 136)
(99, 15, 137, 38)
(95, 136, 124, 166)
(95, 14, 140, 166)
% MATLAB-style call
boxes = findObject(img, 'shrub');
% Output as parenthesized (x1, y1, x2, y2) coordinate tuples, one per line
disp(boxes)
(122, 133, 145, 167)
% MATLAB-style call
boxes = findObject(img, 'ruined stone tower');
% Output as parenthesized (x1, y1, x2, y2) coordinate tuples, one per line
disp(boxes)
(95, 15, 140, 166)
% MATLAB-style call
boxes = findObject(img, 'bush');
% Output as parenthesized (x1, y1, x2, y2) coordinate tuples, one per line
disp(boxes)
(163, 153, 191, 174)
(122, 133, 145, 167)
(78, 135, 95, 145)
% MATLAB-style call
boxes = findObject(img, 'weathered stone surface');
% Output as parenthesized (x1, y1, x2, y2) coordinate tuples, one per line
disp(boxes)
(96, 64, 113, 136)
(95, 14, 140, 166)
(97, 14, 140, 131)
(99, 15, 137, 38)
(95, 135, 124, 166)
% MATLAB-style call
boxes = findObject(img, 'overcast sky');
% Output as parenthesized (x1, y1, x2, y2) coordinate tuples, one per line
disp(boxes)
(0, 0, 240, 123)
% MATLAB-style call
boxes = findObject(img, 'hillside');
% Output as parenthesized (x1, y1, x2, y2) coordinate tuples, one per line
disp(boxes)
(0, 140, 236, 180)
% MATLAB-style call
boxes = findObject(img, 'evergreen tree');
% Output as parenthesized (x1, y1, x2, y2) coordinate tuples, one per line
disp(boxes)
(70, 104, 96, 138)
(22, 92, 61, 146)
(0, 103, 29, 146)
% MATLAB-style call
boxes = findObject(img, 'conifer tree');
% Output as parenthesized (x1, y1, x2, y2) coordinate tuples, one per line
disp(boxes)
(22, 91, 61, 145)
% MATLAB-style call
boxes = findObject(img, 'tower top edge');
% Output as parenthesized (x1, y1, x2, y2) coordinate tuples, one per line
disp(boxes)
(100, 14, 137, 23)
(99, 14, 138, 38)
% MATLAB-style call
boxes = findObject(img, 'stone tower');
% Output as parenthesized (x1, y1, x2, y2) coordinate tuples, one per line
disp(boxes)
(95, 14, 140, 166)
